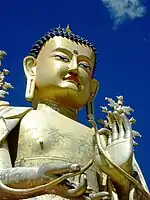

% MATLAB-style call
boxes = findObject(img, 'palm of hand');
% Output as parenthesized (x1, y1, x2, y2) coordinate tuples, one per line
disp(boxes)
(94, 112, 133, 178)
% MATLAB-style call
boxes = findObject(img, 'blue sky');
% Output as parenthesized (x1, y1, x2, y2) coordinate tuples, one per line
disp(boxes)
(0, 0, 150, 188)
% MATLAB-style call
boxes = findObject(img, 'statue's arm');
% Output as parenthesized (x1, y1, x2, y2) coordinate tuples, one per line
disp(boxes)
(0, 139, 12, 169)
(0, 138, 81, 188)
(0, 138, 88, 199)
(0, 139, 41, 187)
(129, 155, 150, 200)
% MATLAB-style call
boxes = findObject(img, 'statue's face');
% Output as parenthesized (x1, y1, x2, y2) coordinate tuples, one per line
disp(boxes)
(35, 36, 95, 109)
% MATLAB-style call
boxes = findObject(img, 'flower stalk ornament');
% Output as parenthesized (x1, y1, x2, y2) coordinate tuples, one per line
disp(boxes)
(0, 50, 13, 99)
(99, 96, 142, 145)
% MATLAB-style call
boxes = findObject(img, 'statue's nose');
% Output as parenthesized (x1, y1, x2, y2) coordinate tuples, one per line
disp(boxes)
(68, 68, 78, 76)
(68, 57, 79, 75)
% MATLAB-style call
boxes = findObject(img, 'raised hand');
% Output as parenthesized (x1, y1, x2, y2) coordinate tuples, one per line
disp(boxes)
(94, 96, 137, 192)
(95, 111, 133, 177)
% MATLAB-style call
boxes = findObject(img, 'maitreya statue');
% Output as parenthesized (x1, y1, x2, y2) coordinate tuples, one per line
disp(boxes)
(0, 26, 149, 200)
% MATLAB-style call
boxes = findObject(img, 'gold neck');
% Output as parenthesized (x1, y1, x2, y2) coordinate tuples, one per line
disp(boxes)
(37, 99, 78, 121)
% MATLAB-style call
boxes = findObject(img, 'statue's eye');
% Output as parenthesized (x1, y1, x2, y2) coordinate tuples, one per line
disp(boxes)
(54, 55, 69, 63)
(78, 62, 91, 71)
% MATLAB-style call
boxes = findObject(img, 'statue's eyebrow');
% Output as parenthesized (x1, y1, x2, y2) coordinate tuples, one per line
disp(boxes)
(78, 55, 92, 63)
(52, 47, 92, 63)
(52, 47, 73, 57)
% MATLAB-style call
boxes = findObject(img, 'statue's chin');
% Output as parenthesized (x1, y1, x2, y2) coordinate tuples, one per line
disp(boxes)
(33, 86, 88, 110)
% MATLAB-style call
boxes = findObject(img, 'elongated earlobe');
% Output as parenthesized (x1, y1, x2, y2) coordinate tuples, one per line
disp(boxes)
(86, 79, 99, 121)
(86, 100, 94, 121)
(25, 77, 36, 101)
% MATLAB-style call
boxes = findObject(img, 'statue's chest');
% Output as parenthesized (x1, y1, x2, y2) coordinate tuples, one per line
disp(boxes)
(16, 110, 94, 167)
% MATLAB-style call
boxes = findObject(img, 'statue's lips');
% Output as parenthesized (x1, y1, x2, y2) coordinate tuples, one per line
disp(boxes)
(63, 75, 79, 86)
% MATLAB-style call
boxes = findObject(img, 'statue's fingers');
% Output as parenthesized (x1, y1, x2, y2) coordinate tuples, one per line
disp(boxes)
(38, 163, 81, 178)
(113, 111, 124, 139)
(66, 174, 87, 197)
(98, 128, 111, 148)
(111, 121, 118, 141)
(89, 191, 110, 199)
(108, 112, 118, 141)
(121, 113, 132, 138)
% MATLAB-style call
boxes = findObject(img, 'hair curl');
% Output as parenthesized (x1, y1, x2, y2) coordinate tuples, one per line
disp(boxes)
(29, 27, 96, 58)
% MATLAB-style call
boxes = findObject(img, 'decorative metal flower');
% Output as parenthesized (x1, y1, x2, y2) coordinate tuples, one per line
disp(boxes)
(97, 96, 141, 146)
(0, 50, 13, 99)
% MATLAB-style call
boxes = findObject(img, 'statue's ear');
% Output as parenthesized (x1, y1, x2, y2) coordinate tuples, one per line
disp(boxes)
(23, 56, 37, 101)
(89, 78, 99, 100)
(23, 56, 37, 78)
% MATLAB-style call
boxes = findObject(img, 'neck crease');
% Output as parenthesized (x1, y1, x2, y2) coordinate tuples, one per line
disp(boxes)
(37, 99, 78, 121)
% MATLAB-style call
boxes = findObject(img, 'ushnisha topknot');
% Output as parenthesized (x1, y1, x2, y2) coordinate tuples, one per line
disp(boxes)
(29, 26, 97, 58)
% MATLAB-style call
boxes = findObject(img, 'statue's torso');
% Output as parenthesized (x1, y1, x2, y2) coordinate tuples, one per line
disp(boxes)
(15, 104, 99, 199)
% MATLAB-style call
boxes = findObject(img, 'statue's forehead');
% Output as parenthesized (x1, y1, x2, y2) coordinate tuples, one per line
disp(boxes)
(42, 36, 95, 59)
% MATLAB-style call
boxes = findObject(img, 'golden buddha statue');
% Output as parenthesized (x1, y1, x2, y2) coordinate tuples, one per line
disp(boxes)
(0, 26, 149, 200)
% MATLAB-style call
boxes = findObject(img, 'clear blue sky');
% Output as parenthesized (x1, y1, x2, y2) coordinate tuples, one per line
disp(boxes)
(0, 0, 150, 187)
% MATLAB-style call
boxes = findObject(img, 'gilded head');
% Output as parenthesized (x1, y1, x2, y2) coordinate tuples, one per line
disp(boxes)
(23, 27, 98, 110)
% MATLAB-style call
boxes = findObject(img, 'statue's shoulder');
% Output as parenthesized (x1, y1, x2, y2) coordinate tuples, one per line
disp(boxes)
(0, 100, 32, 142)
(20, 108, 44, 130)
(0, 101, 32, 119)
